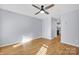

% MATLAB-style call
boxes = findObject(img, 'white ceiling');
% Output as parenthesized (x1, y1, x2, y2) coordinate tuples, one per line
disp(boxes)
(0, 4, 79, 20)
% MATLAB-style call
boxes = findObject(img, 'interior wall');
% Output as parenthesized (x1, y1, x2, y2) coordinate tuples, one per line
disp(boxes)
(42, 17, 58, 39)
(42, 18, 52, 39)
(51, 17, 57, 39)
(0, 12, 1, 44)
(0, 9, 42, 47)
(61, 10, 79, 47)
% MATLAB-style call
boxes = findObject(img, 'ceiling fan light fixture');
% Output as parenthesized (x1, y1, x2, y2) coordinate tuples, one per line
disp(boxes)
(40, 10, 44, 14)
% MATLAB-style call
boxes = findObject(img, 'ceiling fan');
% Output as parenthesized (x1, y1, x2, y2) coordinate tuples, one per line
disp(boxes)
(32, 4, 54, 15)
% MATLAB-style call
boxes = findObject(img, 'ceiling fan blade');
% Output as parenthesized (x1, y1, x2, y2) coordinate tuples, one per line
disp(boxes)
(35, 11, 40, 15)
(32, 4, 40, 10)
(44, 10, 49, 14)
(45, 4, 54, 10)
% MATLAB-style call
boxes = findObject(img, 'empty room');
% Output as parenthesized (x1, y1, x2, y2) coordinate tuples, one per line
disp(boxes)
(0, 4, 79, 55)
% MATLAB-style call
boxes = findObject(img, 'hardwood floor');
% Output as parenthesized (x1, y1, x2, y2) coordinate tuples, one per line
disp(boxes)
(0, 36, 79, 55)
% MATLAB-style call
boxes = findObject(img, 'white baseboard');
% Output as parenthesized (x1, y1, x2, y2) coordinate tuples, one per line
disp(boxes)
(0, 41, 21, 47)
(61, 41, 79, 47)
(0, 36, 42, 47)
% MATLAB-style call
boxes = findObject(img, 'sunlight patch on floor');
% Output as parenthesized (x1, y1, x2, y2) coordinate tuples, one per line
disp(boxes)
(12, 44, 21, 48)
(13, 36, 33, 48)
(21, 36, 33, 44)
(36, 44, 48, 55)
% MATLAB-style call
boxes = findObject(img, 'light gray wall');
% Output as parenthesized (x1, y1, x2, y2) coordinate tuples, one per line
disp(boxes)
(42, 18, 52, 39)
(61, 10, 79, 47)
(51, 17, 57, 39)
(42, 17, 58, 39)
(0, 9, 42, 47)
(0, 12, 1, 44)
